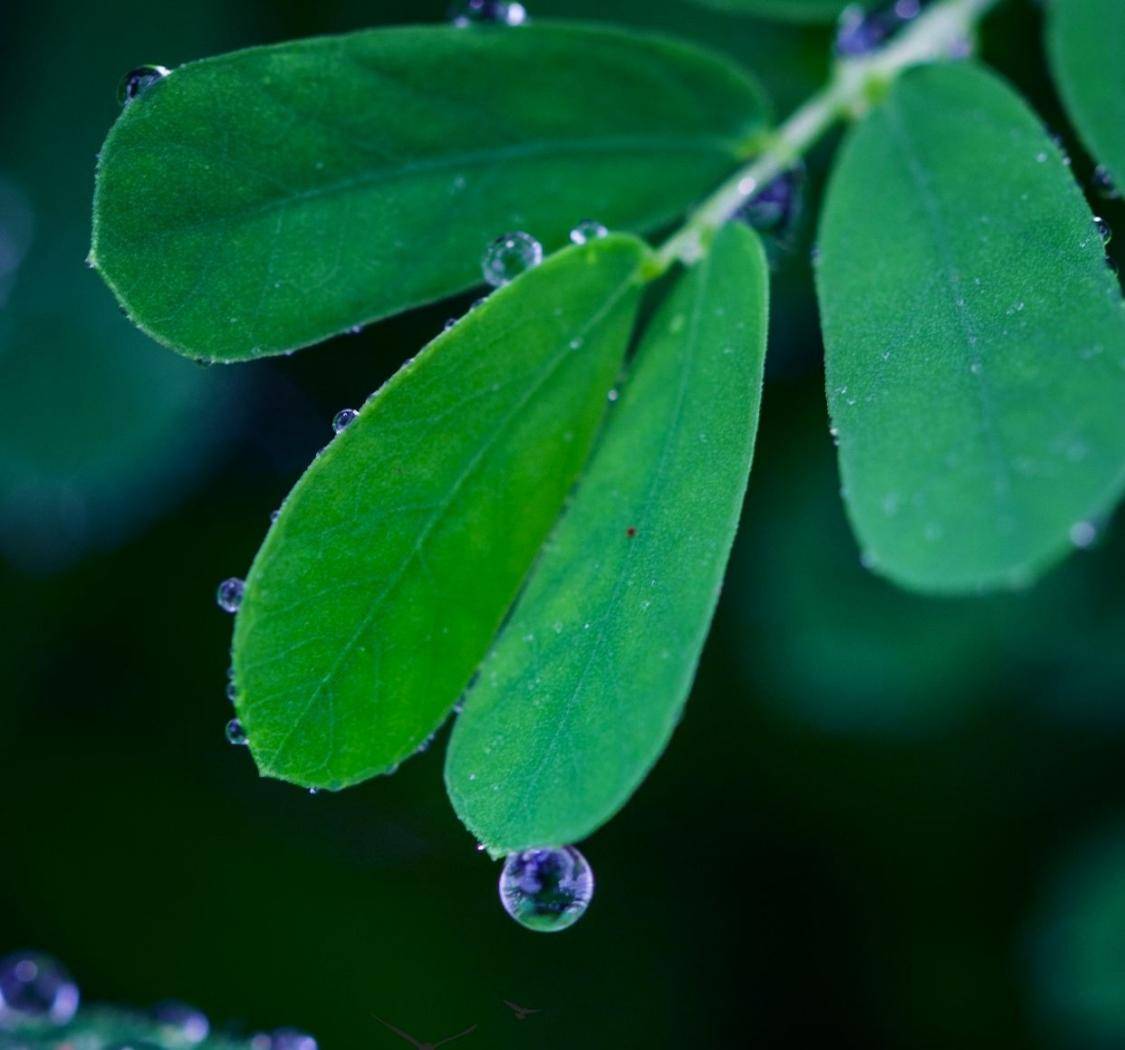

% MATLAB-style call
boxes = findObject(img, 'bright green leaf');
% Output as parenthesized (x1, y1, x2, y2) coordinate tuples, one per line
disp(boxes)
(1047, 0, 1125, 192)
(91, 23, 767, 363)
(232, 234, 648, 789)
(445, 222, 768, 852)
(817, 62, 1125, 593)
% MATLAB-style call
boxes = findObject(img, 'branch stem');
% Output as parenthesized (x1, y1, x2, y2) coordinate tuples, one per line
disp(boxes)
(652, 0, 1002, 272)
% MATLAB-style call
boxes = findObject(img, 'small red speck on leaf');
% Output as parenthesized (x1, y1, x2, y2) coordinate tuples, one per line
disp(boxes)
(626, 527, 637, 538)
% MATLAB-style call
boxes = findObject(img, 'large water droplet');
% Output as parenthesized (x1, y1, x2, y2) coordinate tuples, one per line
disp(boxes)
(449, 0, 528, 27)
(153, 1001, 210, 1044)
(216, 577, 244, 614)
(332, 408, 358, 433)
(225, 718, 248, 746)
(481, 231, 542, 287)
(569, 219, 608, 246)
(0, 953, 80, 1026)
(117, 65, 170, 106)
(498, 846, 594, 932)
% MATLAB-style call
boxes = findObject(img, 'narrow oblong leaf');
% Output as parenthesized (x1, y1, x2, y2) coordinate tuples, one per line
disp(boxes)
(90, 23, 767, 362)
(817, 62, 1125, 593)
(1047, 0, 1125, 191)
(232, 234, 649, 789)
(446, 223, 769, 852)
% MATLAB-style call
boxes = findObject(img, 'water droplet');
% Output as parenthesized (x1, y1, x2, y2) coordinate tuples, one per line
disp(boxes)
(481, 231, 542, 287)
(734, 165, 805, 242)
(443, 317, 458, 332)
(1092, 165, 1121, 201)
(270, 509, 281, 523)
(1093, 216, 1112, 245)
(970, 361, 983, 375)
(117, 65, 170, 106)
(153, 1001, 210, 1044)
(449, 1, 527, 27)
(216, 577, 245, 613)
(607, 388, 619, 402)
(332, 408, 358, 433)
(268, 1028, 318, 1050)
(499, 846, 594, 932)
(0, 953, 80, 1026)
(105, 1042, 164, 1050)
(308, 787, 319, 796)
(569, 219, 608, 245)
(1070, 521, 1097, 548)
(225, 718, 248, 746)
(835, 1, 919, 57)
(225, 680, 238, 702)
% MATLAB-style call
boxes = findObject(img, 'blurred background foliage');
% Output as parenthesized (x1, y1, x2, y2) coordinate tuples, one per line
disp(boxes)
(2, 1, 1124, 1047)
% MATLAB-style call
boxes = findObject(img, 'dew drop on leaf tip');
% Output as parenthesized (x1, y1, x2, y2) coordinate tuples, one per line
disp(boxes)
(216, 577, 245, 613)
(331, 408, 358, 434)
(499, 846, 594, 932)
(116, 65, 170, 106)
(225, 718, 248, 746)
(481, 231, 542, 287)
(449, 0, 527, 27)
(569, 219, 608, 246)
(0, 952, 80, 1027)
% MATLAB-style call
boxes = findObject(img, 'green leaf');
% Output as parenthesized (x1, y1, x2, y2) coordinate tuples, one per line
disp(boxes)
(91, 23, 767, 363)
(683, 0, 872, 23)
(232, 234, 648, 789)
(1047, 0, 1125, 191)
(816, 62, 1125, 594)
(445, 222, 768, 852)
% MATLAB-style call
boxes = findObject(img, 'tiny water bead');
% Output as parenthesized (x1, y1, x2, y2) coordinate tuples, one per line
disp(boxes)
(449, 0, 527, 27)
(216, 577, 244, 614)
(225, 718, 248, 746)
(481, 231, 542, 287)
(265, 1027, 318, 1050)
(331, 407, 358, 433)
(1093, 216, 1112, 246)
(153, 1001, 210, 1044)
(1093, 165, 1121, 201)
(116, 65, 170, 106)
(569, 219, 608, 246)
(499, 846, 594, 932)
(0, 952, 80, 1026)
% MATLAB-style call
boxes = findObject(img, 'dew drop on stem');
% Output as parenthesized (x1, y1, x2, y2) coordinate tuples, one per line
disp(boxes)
(835, 0, 922, 58)
(481, 231, 542, 287)
(499, 846, 594, 932)
(116, 65, 170, 106)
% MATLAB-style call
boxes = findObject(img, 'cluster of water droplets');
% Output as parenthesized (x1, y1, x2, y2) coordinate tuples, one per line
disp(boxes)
(481, 231, 542, 287)
(117, 65, 170, 106)
(449, 0, 528, 27)
(834, 1, 946, 59)
(498, 845, 594, 932)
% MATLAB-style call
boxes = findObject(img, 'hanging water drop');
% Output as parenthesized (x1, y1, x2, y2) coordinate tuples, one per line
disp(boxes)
(481, 231, 542, 287)
(332, 408, 358, 433)
(1092, 165, 1121, 201)
(153, 1001, 210, 1045)
(498, 846, 594, 932)
(117, 65, 170, 106)
(449, 0, 527, 27)
(225, 718, 248, 746)
(216, 577, 244, 613)
(569, 219, 608, 246)
(1093, 216, 1112, 245)
(0, 953, 80, 1026)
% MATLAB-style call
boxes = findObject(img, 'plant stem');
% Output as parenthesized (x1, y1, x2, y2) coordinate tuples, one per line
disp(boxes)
(652, 0, 1003, 272)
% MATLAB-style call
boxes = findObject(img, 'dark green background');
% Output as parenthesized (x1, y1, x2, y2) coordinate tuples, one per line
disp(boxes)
(3, 1, 1124, 1047)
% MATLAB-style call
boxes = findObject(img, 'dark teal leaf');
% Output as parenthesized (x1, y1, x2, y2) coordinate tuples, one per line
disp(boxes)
(816, 62, 1125, 593)
(91, 23, 767, 362)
